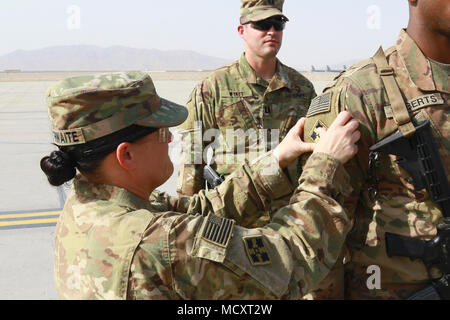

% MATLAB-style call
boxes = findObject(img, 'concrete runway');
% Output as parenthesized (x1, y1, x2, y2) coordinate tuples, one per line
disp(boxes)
(0, 72, 333, 299)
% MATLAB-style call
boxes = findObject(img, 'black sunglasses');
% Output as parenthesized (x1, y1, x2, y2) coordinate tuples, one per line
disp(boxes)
(245, 17, 286, 31)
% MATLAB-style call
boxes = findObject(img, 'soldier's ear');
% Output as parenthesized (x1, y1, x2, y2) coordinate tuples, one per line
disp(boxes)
(237, 25, 245, 37)
(116, 142, 137, 171)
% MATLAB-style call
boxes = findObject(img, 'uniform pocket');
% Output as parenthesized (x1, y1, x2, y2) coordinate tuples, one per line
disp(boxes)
(214, 100, 260, 166)
(216, 100, 253, 130)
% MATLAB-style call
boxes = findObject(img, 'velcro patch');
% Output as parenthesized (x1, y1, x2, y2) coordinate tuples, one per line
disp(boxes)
(406, 94, 444, 111)
(229, 91, 245, 98)
(201, 214, 235, 248)
(309, 119, 327, 142)
(243, 236, 271, 266)
(307, 92, 331, 117)
(384, 94, 444, 119)
(53, 128, 86, 146)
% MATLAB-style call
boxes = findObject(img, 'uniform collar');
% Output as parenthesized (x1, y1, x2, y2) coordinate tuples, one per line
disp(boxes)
(238, 53, 292, 90)
(396, 29, 449, 93)
(73, 175, 152, 212)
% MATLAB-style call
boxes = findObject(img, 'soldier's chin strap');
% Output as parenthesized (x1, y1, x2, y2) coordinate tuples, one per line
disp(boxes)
(372, 47, 416, 137)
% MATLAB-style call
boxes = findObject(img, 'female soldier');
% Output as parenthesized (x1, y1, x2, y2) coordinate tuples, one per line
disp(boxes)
(41, 71, 360, 299)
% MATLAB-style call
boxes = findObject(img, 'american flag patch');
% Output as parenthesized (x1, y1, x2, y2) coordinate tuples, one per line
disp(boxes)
(201, 214, 235, 248)
(307, 92, 331, 117)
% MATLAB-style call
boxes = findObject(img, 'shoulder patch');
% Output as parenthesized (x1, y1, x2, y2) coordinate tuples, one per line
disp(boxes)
(306, 92, 331, 118)
(225, 226, 294, 298)
(243, 236, 271, 266)
(200, 214, 235, 248)
(308, 119, 328, 142)
(189, 214, 236, 263)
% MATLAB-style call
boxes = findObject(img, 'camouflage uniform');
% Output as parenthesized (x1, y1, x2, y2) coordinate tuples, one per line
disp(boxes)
(303, 29, 449, 299)
(177, 2, 316, 226)
(54, 151, 352, 299)
(177, 55, 316, 198)
(46, 71, 352, 300)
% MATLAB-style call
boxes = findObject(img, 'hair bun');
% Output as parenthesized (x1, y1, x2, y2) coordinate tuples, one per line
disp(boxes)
(50, 150, 75, 167)
(40, 150, 76, 186)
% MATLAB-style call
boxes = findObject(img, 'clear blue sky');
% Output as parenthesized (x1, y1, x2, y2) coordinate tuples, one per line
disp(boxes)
(0, 0, 409, 69)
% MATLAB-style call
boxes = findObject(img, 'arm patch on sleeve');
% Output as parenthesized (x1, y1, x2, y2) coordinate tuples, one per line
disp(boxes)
(308, 119, 328, 142)
(304, 87, 342, 143)
(201, 214, 235, 248)
(306, 92, 331, 118)
(189, 214, 235, 263)
(225, 227, 294, 298)
(243, 236, 271, 266)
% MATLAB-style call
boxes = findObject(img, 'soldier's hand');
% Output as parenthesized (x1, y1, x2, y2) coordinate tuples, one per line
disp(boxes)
(313, 111, 360, 164)
(273, 117, 315, 169)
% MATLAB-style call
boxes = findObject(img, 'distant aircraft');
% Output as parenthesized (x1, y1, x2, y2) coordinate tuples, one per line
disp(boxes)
(311, 65, 325, 72)
(311, 65, 347, 72)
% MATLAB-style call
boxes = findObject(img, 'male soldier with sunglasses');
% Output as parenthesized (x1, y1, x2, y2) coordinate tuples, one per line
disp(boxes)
(177, 0, 316, 228)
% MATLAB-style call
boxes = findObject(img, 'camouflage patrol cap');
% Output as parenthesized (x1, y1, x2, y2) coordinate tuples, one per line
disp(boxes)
(240, 0, 288, 24)
(46, 71, 188, 146)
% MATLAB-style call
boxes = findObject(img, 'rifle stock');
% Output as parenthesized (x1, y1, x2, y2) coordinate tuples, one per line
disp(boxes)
(370, 120, 450, 216)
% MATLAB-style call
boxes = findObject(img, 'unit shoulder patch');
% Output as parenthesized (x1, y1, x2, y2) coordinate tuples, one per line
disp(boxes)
(306, 92, 331, 118)
(308, 119, 328, 142)
(243, 235, 271, 266)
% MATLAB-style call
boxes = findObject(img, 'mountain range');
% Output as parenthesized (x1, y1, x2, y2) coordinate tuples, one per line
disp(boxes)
(0, 45, 232, 71)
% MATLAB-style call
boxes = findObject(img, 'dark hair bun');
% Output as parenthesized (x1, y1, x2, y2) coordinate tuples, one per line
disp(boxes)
(40, 150, 76, 186)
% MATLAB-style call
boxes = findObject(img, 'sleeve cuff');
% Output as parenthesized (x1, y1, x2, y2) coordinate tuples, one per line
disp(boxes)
(250, 151, 295, 200)
(299, 152, 352, 199)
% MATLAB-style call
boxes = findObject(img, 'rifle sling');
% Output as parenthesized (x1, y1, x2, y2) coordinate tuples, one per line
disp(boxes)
(372, 47, 416, 137)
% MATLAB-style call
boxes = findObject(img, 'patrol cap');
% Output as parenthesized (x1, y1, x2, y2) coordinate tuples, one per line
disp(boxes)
(240, 0, 288, 24)
(46, 71, 188, 146)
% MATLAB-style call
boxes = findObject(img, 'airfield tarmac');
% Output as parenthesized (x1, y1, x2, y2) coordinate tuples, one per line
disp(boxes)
(0, 70, 335, 299)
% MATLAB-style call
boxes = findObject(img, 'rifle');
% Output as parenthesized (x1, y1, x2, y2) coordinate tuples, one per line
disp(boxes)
(369, 120, 450, 299)
(370, 120, 450, 215)
(203, 165, 224, 189)
(385, 221, 450, 299)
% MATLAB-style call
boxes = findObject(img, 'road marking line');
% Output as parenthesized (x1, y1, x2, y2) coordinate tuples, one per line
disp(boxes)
(0, 209, 61, 229)
(0, 211, 61, 220)
(0, 217, 59, 227)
